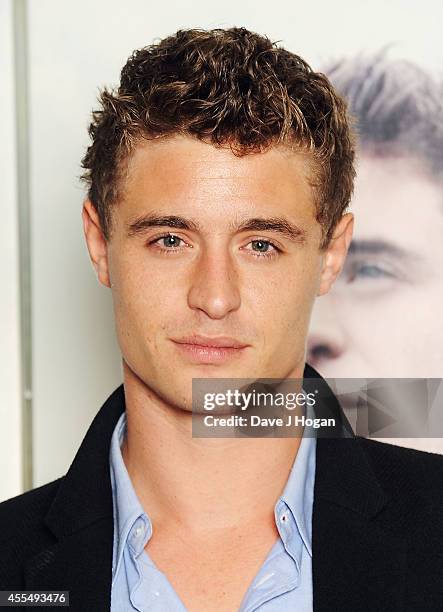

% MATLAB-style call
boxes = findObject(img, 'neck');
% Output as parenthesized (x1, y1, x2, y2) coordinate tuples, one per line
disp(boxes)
(120, 360, 305, 535)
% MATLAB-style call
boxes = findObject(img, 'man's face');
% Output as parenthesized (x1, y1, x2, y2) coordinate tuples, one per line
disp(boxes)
(84, 136, 351, 411)
(308, 153, 443, 378)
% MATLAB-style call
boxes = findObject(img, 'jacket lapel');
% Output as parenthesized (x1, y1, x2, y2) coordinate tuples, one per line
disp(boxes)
(304, 365, 406, 611)
(312, 437, 407, 612)
(24, 385, 126, 611)
(25, 518, 114, 611)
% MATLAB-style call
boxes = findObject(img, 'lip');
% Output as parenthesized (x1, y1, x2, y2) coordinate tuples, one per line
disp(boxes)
(172, 334, 250, 349)
(171, 335, 250, 364)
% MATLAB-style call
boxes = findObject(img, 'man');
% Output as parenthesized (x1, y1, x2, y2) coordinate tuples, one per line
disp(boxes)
(1, 28, 442, 612)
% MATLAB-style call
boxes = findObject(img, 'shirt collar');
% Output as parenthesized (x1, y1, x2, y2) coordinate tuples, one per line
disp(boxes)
(276, 398, 316, 560)
(109, 411, 151, 583)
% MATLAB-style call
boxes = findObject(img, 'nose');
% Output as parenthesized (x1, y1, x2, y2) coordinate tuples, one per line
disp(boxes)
(306, 298, 345, 369)
(306, 334, 344, 369)
(187, 248, 241, 319)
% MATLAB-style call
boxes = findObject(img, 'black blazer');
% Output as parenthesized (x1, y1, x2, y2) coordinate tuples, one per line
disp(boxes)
(1, 364, 442, 611)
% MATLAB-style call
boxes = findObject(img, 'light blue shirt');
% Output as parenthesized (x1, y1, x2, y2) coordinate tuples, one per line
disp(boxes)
(109, 405, 317, 611)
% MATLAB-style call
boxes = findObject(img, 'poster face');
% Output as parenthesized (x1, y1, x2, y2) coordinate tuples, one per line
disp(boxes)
(309, 53, 443, 380)
(306, 53, 443, 440)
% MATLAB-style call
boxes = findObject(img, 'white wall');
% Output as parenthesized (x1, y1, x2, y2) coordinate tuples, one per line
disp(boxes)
(2, 0, 442, 500)
(0, 0, 23, 501)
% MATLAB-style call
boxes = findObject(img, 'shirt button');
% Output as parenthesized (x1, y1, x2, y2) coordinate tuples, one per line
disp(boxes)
(280, 513, 288, 523)
(134, 524, 144, 538)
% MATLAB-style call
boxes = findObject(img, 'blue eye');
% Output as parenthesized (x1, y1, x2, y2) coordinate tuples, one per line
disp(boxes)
(355, 264, 389, 278)
(346, 261, 397, 284)
(161, 235, 182, 248)
(251, 240, 272, 252)
(245, 239, 280, 260)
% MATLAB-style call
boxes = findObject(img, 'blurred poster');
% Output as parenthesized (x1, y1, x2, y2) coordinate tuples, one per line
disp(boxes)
(308, 52, 443, 437)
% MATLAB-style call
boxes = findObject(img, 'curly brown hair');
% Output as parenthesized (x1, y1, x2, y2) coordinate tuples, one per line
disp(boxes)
(81, 27, 355, 248)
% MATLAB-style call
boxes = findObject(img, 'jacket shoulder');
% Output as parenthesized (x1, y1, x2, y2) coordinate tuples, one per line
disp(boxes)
(0, 479, 65, 588)
(357, 437, 443, 508)
(0, 478, 63, 545)
(358, 436, 443, 470)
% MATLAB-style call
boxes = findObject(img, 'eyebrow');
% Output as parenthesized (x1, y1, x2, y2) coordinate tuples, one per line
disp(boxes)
(348, 239, 411, 259)
(127, 214, 200, 235)
(126, 213, 306, 243)
(233, 217, 306, 243)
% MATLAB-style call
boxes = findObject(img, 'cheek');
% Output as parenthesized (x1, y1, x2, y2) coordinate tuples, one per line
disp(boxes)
(339, 285, 437, 361)
(262, 265, 319, 341)
(110, 257, 163, 337)
(282, 259, 320, 315)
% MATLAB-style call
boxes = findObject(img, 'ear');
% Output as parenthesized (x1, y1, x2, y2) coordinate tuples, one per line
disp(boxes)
(82, 199, 111, 288)
(317, 213, 353, 296)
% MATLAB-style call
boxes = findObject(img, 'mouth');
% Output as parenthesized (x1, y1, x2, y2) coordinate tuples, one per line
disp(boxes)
(171, 334, 250, 364)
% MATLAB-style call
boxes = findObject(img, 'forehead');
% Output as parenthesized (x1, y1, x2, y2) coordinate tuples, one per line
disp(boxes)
(120, 135, 317, 223)
(352, 154, 443, 246)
